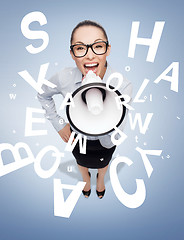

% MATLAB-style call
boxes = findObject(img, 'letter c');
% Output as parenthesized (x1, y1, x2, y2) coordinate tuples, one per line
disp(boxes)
(110, 156, 146, 208)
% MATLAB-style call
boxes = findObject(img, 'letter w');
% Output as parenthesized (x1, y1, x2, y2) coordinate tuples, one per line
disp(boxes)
(9, 94, 16, 100)
(129, 113, 153, 134)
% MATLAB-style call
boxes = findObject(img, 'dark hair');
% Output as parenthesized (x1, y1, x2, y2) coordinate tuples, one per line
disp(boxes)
(70, 20, 108, 45)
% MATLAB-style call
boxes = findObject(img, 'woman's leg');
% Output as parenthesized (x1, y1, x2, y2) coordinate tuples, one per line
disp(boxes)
(97, 165, 109, 194)
(77, 164, 91, 192)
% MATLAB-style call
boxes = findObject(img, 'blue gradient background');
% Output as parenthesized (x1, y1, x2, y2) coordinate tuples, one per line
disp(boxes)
(0, 0, 184, 239)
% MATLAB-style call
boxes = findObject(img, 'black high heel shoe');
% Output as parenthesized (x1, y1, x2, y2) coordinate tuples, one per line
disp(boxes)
(96, 173, 105, 199)
(82, 172, 91, 198)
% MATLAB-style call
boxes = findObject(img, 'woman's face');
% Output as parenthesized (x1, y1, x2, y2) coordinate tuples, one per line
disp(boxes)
(70, 25, 111, 79)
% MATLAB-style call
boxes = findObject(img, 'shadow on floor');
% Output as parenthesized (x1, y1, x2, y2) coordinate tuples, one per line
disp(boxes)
(58, 157, 126, 186)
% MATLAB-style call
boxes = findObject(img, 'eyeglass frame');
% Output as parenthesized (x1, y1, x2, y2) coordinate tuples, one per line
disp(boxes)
(70, 41, 109, 58)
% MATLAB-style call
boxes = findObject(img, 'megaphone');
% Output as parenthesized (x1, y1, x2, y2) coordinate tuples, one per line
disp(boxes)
(66, 71, 126, 136)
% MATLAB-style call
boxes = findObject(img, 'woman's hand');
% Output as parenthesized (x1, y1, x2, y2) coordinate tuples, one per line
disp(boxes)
(58, 123, 72, 142)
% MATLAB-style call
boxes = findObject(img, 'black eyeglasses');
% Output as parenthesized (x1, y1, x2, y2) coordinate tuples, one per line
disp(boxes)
(70, 41, 109, 58)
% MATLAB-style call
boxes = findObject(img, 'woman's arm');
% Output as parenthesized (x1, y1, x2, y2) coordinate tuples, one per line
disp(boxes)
(37, 71, 71, 142)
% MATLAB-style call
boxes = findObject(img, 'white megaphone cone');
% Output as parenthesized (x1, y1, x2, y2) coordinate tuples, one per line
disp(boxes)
(66, 70, 126, 136)
(82, 71, 103, 115)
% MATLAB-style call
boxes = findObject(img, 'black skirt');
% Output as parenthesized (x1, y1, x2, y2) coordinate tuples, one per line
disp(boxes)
(72, 139, 116, 169)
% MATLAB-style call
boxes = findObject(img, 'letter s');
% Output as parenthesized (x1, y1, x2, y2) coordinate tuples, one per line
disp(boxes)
(21, 11, 49, 54)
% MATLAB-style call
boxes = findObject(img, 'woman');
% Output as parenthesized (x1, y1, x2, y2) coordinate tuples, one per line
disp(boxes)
(38, 20, 132, 199)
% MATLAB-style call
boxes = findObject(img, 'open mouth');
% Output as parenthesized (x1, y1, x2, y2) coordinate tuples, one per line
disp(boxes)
(84, 63, 99, 73)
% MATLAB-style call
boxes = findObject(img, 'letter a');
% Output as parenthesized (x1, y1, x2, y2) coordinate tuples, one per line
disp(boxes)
(53, 178, 86, 218)
(154, 62, 179, 92)
(60, 93, 75, 110)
